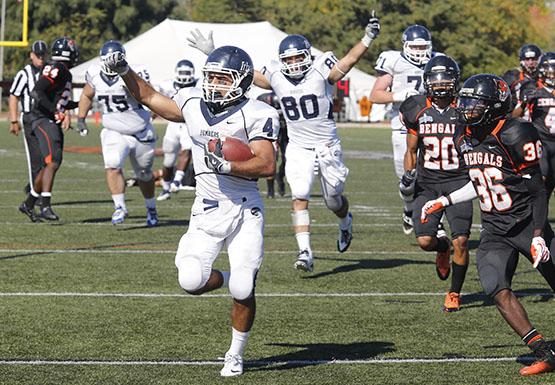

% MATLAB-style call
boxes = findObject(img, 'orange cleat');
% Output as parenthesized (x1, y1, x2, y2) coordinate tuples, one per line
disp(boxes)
(435, 237, 451, 280)
(443, 292, 460, 312)
(520, 360, 554, 376)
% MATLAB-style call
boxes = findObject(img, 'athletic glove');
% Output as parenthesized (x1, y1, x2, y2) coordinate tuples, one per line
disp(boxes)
(420, 196, 450, 223)
(54, 111, 66, 125)
(77, 117, 88, 137)
(392, 89, 419, 103)
(102, 51, 129, 76)
(204, 139, 231, 174)
(399, 169, 416, 197)
(361, 10, 380, 47)
(531, 236, 550, 268)
(187, 29, 215, 55)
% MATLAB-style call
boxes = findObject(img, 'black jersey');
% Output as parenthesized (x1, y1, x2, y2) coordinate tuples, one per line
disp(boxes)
(30, 60, 73, 121)
(502, 68, 536, 109)
(455, 118, 542, 235)
(399, 94, 468, 184)
(526, 81, 555, 142)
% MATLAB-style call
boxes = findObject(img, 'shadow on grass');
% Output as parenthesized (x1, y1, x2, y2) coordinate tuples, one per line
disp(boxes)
(250, 341, 395, 371)
(303, 256, 434, 279)
(53, 199, 114, 206)
(460, 288, 553, 310)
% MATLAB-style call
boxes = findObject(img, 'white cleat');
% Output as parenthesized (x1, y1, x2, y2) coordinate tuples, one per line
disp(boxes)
(220, 352, 243, 377)
(179, 184, 196, 191)
(146, 207, 159, 227)
(111, 206, 128, 225)
(337, 212, 353, 253)
(402, 211, 414, 235)
(294, 249, 314, 272)
(437, 221, 447, 239)
(169, 181, 181, 193)
(157, 190, 171, 201)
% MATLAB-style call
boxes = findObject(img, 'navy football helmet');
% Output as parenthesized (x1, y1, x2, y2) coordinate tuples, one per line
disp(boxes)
(100, 40, 125, 76)
(278, 34, 312, 78)
(519, 44, 542, 76)
(201, 46, 253, 107)
(539, 52, 555, 87)
(402, 25, 432, 66)
(423, 55, 460, 99)
(51, 37, 79, 67)
(175, 59, 195, 86)
(458, 74, 511, 126)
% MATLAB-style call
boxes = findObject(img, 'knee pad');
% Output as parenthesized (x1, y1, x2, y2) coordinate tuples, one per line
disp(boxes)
(163, 152, 178, 168)
(291, 186, 311, 201)
(292, 209, 310, 226)
(229, 268, 257, 300)
(135, 168, 153, 182)
(177, 257, 206, 293)
(324, 194, 344, 212)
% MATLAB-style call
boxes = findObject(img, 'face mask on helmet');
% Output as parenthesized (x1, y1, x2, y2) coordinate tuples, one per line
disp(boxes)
(404, 41, 432, 66)
(279, 49, 312, 78)
(519, 45, 542, 75)
(202, 65, 248, 106)
(540, 57, 555, 87)
(457, 97, 491, 126)
(425, 72, 458, 99)
(175, 67, 194, 86)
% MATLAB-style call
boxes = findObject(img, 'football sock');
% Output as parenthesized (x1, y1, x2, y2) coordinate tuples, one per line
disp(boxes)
(161, 180, 171, 191)
(145, 198, 156, 209)
(25, 190, 40, 208)
(228, 327, 249, 357)
(295, 232, 311, 255)
(435, 237, 450, 253)
(449, 262, 468, 293)
(112, 194, 126, 210)
(523, 329, 544, 349)
(339, 212, 351, 230)
(40, 192, 52, 207)
(221, 271, 230, 288)
(173, 170, 185, 183)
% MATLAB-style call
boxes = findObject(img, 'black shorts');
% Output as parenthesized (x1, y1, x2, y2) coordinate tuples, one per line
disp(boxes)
(22, 113, 44, 179)
(412, 179, 473, 239)
(32, 117, 64, 165)
(477, 219, 555, 297)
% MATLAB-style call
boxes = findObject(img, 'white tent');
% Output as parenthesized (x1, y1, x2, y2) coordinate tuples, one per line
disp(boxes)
(72, 18, 386, 122)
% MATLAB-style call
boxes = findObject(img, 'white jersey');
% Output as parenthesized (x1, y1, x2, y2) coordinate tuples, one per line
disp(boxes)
(173, 87, 280, 201)
(157, 79, 199, 135)
(86, 63, 151, 135)
(264, 51, 339, 147)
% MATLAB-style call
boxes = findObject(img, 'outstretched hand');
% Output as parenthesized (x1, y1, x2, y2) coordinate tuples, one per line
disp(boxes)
(187, 29, 215, 55)
(362, 10, 380, 47)
(102, 51, 129, 76)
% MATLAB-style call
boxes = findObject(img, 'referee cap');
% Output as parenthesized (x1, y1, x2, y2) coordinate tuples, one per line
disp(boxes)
(31, 40, 48, 57)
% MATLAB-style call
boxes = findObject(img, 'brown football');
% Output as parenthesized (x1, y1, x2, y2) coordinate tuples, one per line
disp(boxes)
(208, 137, 254, 162)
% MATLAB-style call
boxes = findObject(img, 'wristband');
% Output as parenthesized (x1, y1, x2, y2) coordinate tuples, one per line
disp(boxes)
(361, 35, 373, 47)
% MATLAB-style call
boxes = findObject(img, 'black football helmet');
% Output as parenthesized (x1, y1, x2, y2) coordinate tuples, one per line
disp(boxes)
(51, 37, 79, 67)
(519, 44, 542, 76)
(457, 74, 511, 126)
(402, 25, 432, 66)
(100, 40, 125, 76)
(278, 34, 313, 78)
(175, 59, 195, 86)
(201, 45, 253, 107)
(539, 52, 555, 87)
(423, 55, 460, 99)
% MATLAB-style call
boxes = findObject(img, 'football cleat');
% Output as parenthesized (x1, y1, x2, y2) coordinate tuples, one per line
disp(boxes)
(277, 179, 285, 197)
(18, 202, 41, 223)
(157, 190, 171, 201)
(179, 184, 196, 191)
(169, 180, 181, 193)
(437, 221, 447, 239)
(294, 249, 313, 272)
(125, 178, 137, 188)
(40, 206, 59, 221)
(402, 210, 413, 235)
(436, 237, 452, 280)
(337, 212, 353, 253)
(111, 206, 128, 225)
(443, 292, 460, 312)
(520, 346, 555, 376)
(146, 207, 159, 227)
(220, 352, 243, 377)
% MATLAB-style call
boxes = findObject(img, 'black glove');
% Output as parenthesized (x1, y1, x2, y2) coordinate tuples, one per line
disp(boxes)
(399, 169, 417, 197)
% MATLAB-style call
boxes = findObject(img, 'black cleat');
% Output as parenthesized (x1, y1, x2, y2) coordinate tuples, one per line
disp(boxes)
(40, 206, 59, 221)
(18, 202, 41, 223)
(277, 179, 285, 197)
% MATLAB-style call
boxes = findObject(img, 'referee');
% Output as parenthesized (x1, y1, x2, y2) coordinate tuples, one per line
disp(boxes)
(8, 40, 47, 194)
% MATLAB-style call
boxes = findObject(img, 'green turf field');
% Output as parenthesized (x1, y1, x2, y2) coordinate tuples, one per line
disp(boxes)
(0, 121, 554, 385)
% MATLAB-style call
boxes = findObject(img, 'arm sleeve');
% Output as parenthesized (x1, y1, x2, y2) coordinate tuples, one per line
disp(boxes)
(446, 181, 478, 205)
(30, 76, 56, 114)
(524, 171, 547, 232)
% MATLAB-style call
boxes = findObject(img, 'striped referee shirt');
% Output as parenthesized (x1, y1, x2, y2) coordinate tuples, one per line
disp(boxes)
(9, 64, 41, 113)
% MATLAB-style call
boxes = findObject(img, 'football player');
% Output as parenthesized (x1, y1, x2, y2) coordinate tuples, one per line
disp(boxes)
(502, 44, 542, 117)
(522, 52, 555, 208)
(156, 59, 197, 201)
(399, 55, 471, 312)
(102, 45, 279, 377)
(188, 12, 380, 272)
(19, 37, 79, 222)
(422, 74, 555, 376)
(77, 40, 158, 227)
(370, 24, 441, 235)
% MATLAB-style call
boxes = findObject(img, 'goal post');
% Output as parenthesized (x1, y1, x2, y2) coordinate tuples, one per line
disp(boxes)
(0, 0, 29, 48)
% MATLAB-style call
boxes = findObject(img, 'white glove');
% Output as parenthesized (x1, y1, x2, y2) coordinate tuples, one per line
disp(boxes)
(420, 196, 450, 224)
(102, 51, 129, 75)
(392, 89, 420, 103)
(361, 10, 380, 47)
(204, 140, 231, 174)
(187, 29, 215, 55)
(531, 236, 550, 268)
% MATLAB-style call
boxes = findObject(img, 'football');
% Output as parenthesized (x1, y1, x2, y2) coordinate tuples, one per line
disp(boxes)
(208, 137, 254, 162)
